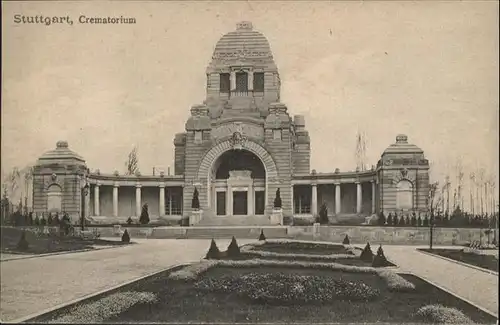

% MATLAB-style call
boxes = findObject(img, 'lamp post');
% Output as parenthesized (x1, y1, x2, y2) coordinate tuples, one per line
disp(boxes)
(81, 182, 89, 231)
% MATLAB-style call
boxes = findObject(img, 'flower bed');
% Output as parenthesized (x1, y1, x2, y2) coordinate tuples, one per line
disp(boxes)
(247, 239, 353, 255)
(419, 248, 499, 272)
(37, 264, 496, 324)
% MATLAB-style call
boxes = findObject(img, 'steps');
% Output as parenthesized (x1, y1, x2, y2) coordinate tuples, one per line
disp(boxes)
(185, 226, 288, 239)
(196, 213, 272, 226)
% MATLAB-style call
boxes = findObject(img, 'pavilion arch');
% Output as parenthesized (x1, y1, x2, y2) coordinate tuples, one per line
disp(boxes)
(197, 139, 278, 209)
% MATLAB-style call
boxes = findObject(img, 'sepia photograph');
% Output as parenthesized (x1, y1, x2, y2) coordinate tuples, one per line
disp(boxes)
(1, 1, 498, 324)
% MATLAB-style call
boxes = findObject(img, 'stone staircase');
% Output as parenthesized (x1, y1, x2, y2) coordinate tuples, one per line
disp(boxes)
(184, 226, 288, 239)
(196, 210, 272, 226)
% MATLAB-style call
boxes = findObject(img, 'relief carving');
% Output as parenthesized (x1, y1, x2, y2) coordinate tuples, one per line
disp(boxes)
(211, 122, 264, 141)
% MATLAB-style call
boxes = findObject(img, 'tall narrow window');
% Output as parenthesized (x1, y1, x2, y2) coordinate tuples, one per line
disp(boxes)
(235, 72, 248, 92)
(220, 73, 230, 93)
(253, 72, 265, 92)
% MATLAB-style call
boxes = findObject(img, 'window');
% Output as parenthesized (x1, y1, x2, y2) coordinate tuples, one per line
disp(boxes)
(220, 73, 230, 93)
(396, 180, 413, 211)
(235, 72, 248, 92)
(47, 184, 62, 212)
(166, 188, 183, 215)
(253, 72, 265, 92)
(273, 129, 282, 140)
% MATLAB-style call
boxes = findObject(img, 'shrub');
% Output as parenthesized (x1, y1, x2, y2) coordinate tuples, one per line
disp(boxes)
(342, 234, 350, 245)
(40, 216, 47, 226)
(377, 212, 386, 226)
(318, 203, 329, 225)
(16, 230, 29, 251)
(387, 213, 393, 226)
(413, 304, 474, 324)
(226, 236, 240, 257)
(378, 269, 415, 292)
(423, 216, 429, 227)
(360, 243, 374, 262)
(372, 245, 390, 267)
(126, 217, 133, 225)
(205, 239, 220, 260)
(28, 212, 34, 226)
(139, 204, 149, 225)
(273, 188, 282, 209)
(47, 213, 53, 225)
(121, 229, 130, 243)
(258, 229, 266, 241)
(192, 187, 200, 210)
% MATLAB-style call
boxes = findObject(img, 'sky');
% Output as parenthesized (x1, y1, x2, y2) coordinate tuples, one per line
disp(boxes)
(2, 1, 499, 210)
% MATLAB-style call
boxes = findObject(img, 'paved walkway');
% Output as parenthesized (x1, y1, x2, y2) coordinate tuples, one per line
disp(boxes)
(0, 238, 253, 322)
(383, 245, 498, 317)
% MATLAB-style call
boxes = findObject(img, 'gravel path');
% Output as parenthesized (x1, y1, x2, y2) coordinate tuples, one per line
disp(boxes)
(0, 238, 253, 322)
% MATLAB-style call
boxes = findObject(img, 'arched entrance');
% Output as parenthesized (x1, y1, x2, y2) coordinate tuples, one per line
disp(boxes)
(197, 138, 278, 216)
(211, 149, 266, 216)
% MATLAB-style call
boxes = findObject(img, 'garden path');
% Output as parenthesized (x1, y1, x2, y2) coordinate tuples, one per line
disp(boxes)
(383, 245, 498, 317)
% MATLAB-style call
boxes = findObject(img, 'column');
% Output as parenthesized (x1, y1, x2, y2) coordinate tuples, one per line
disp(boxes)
(356, 182, 362, 214)
(94, 184, 100, 216)
(371, 181, 376, 214)
(85, 189, 91, 218)
(291, 185, 294, 215)
(335, 183, 341, 214)
(248, 71, 254, 91)
(113, 184, 119, 217)
(226, 185, 232, 216)
(135, 185, 142, 217)
(230, 71, 236, 91)
(311, 184, 318, 216)
(247, 184, 254, 215)
(159, 185, 165, 216)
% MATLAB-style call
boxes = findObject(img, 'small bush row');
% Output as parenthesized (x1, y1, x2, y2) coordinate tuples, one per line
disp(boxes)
(239, 248, 358, 262)
(49, 291, 157, 323)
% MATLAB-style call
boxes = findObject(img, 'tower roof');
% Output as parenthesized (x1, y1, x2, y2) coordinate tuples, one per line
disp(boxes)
(382, 134, 424, 156)
(212, 22, 273, 62)
(36, 141, 86, 166)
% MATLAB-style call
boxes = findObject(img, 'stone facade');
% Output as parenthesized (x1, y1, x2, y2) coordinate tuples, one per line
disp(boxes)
(31, 22, 430, 225)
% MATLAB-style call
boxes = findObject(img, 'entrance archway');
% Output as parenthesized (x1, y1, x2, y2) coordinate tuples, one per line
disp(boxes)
(197, 139, 278, 215)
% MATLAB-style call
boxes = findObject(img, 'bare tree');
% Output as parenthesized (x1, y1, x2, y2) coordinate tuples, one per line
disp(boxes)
(427, 181, 443, 217)
(125, 146, 140, 175)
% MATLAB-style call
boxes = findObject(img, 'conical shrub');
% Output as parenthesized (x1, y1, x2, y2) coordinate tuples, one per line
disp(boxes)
(372, 245, 389, 267)
(226, 236, 240, 257)
(205, 238, 220, 260)
(121, 229, 131, 243)
(360, 242, 374, 262)
(258, 229, 266, 241)
(16, 231, 29, 251)
(342, 234, 350, 245)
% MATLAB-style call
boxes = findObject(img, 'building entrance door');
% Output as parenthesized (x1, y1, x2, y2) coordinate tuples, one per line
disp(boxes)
(233, 191, 248, 215)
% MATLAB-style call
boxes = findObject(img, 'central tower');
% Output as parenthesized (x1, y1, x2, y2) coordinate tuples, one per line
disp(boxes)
(174, 22, 311, 225)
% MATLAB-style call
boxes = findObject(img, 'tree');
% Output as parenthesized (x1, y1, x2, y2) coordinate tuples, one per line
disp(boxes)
(274, 188, 282, 209)
(387, 213, 393, 226)
(411, 212, 417, 226)
(121, 229, 131, 243)
(360, 242, 374, 262)
(372, 245, 389, 267)
(226, 236, 240, 257)
(47, 213, 53, 226)
(34, 215, 40, 226)
(205, 239, 220, 259)
(125, 146, 139, 175)
(192, 187, 200, 210)
(342, 234, 350, 245)
(378, 212, 386, 226)
(17, 230, 29, 251)
(28, 212, 34, 226)
(318, 203, 329, 224)
(139, 203, 150, 224)
(258, 229, 266, 241)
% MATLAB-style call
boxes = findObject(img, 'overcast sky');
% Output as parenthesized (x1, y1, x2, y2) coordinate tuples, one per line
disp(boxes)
(2, 1, 499, 209)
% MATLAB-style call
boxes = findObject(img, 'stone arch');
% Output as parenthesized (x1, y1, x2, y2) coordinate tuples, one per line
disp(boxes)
(197, 139, 278, 210)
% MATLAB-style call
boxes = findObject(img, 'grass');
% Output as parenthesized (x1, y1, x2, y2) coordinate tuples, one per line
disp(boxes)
(38, 265, 497, 324)
(0, 227, 133, 255)
(419, 248, 499, 272)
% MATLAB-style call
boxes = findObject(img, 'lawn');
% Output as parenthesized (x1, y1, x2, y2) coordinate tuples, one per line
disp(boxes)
(0, 226, 132, 255)
(419, 248, 499, 273)
(34, 264, 496, 324)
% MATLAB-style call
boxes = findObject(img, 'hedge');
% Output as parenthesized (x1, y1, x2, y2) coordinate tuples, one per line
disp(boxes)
(413, 304, 474, 324)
